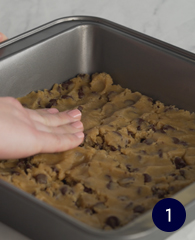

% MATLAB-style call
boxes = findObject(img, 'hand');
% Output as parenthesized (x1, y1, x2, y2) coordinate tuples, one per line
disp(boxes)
(0, 32, 7, 43)
(0, 97, 84, 159)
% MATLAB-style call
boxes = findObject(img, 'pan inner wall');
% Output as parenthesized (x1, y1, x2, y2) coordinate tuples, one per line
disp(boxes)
(0, 23, 195, 113)
(85, 25, 195, 112)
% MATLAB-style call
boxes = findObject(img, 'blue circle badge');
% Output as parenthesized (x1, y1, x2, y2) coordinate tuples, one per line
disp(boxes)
(152, 198, 186, 232)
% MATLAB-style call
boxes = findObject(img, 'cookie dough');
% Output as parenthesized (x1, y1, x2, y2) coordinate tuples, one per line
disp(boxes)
(1, 73, 195, 230)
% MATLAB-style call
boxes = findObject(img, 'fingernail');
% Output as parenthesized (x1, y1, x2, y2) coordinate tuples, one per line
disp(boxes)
(67, 109, 81, 118)
(71, 121, 83, 129)
(74, 132, 84, 139)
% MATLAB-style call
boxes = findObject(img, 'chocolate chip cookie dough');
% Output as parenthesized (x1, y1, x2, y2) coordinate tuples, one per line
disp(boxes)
(1, 73, 195, 230)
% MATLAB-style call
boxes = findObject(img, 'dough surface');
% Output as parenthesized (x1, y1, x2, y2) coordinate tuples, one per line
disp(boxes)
(1, 73, 195, 230)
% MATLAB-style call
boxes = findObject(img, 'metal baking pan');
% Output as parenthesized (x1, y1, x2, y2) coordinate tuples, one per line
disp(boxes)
(0, 16, 195, 240)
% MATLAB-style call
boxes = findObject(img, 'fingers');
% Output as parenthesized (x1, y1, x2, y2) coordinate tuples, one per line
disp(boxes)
(46, 108, 59, 114)
(31, 108, 84, 153)
(36, 130, 84, 153)
(0, 32, 8, 43)
(27, 108, 82, 127)
(34, 120, 83, 134)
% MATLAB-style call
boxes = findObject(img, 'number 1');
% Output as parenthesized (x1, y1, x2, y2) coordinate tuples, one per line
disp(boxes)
(166, 208, 171, 222)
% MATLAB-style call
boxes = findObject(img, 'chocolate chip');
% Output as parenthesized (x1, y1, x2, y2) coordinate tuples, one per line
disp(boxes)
(140, 138, 146, 143)
(78, 74, 86, 79)
(60, 186, 68, 195)
(143, 139, 153, 145)
(172, 137, 188, 146)
(61, 80, 73, 90)
(133, 205, 145, 213)
(85, 208, 96, 215)
(162, 125, 175, 131)
(143, 173, 152, 183)
(77, 106, 83, 112)
(137, 126, 141, 131)
(78, 87, 84, 99)
(151, 186, 157, 193)
(17, 159, 27, 168)
(106, 181, 116, 190)
(110, 146, 117, 151)
(51, 167, 59, 173)
(105, 175, 112, 181)
(37, 99, 41, 106)
(174, 157, 187, 169)
(11, 170, 20, 176)
(113, 131, 122, 137)
(148, 98, 156, 104)
(157, 189, 167, 198)
(127, 131, 135, 138)
(149, 124, 156, 132)
(35, 174, 47, 184)
(169, 173, 176, 176)
(137, 119, 144, 131)
(172, 137, 180, 144)
(57, 86, 61, 93)
(126, 139, 131, 146)
(107, 91, 116, 101)
(61, 95, 73, 100)
(47, 90, 52, 95)
(158, 149, 163, 158)
(181, 141, 188, 146)
(151, 186, 168, 198)
(32, 191, 36, 196)
(159, 128, 166, 134)
(24, 162, 33, 174)
(62, 179, 67, 184)
(164, 106, 174, 112)
(117, 196, 129, 201)
(137, 118, 144, 125)
(95, 143, 103, 150)
(50, 99, 57, 105)
(84, 186, 93, 194)
(126, 165, 139, 172)
(105, 216, 120, 229)
(118, 177, 135, 186)
(46, 99, 57, 108)
(106, 181, 112, 190)
(25, 162, 33, 170)
(126, 164, 131, 172)
(17, 158, 34, 174)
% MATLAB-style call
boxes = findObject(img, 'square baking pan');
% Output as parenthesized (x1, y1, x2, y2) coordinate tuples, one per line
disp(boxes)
(1, 16, 195, 240)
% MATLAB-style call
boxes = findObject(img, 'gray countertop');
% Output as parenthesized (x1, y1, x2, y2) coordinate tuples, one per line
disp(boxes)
(0, 0, 195, 239)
